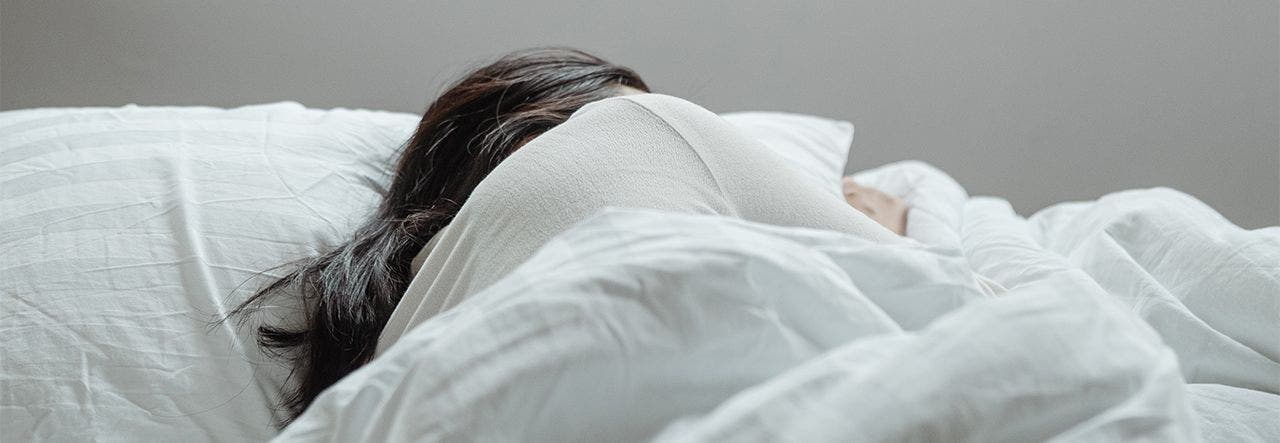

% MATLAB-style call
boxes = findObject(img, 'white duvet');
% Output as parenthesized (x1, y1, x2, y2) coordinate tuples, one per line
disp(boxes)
(276, 163, 1279, 442)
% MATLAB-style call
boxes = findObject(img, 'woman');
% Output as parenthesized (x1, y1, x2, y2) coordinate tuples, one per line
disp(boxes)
(235, 47, 910, 422)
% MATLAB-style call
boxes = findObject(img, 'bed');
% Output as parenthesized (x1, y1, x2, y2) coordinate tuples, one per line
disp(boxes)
(1, 102, 1276, 442)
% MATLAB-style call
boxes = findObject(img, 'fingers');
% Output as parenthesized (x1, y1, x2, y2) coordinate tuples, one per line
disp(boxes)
(841, 176, 910, 235)
(841, 176, 861, 193)
(843, 178, 871, 202)
(842, 177, 890, 201)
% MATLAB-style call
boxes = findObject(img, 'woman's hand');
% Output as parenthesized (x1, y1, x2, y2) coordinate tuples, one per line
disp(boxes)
(842, 177, 908, 236)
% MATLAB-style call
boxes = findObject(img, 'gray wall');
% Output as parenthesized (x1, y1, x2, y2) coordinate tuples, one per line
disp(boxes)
(2, 1, 1276, 228)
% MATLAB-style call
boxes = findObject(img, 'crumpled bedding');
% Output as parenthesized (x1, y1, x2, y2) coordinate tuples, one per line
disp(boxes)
(2, 102, 1275, 441)
(275, 162, 1280, 442)
(0, 102, 888, 442)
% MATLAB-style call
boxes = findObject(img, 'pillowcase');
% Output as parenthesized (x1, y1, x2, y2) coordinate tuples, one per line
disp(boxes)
(0, 102, 417, 441)
(720, 111, 855, 196)
(0, 101, 855, 441)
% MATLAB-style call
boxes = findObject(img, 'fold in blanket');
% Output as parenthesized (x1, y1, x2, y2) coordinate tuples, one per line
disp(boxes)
(278, 162, 1278, 442)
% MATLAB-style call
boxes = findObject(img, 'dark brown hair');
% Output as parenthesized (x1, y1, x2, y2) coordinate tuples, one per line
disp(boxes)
(231, 47, 648, 423)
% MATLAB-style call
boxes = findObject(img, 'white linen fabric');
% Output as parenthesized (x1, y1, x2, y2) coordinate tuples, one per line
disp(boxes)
(278, 198, 1271, 442)
(277, 99, 1278, 440)
(0, 101, 868, 442)
(0, 102, 417, 442)
(2, 99, 1276, 442)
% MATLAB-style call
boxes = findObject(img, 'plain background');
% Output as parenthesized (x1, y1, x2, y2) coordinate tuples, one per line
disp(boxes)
(1, 1, 1276, 228)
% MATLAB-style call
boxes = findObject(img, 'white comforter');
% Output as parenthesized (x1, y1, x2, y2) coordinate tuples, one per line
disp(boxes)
(275, 162, 1280, 442)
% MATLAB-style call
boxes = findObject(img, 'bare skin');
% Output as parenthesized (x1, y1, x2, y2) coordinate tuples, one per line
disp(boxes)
(842, 176, 909, 236)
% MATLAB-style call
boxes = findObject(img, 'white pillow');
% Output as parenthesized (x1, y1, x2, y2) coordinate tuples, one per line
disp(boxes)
(721, 111, 855, 196)
(0, 101, 855, 441)
(0, 102, 417, 441)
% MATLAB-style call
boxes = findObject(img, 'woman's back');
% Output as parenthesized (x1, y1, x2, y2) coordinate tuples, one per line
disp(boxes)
(377, 93, 905, 352)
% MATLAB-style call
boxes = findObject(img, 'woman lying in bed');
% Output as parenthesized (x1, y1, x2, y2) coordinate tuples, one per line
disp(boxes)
(234, 47, 912, 422)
